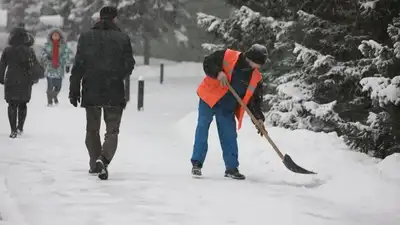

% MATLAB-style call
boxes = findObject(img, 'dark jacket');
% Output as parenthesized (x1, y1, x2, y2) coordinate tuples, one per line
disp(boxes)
(203, 49, 265, 121)
(69, 20, 135, 107)
(0, 29, 38, 103)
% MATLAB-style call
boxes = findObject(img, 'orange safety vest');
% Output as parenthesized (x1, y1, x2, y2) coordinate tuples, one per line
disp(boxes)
(197, 49, 262, 130)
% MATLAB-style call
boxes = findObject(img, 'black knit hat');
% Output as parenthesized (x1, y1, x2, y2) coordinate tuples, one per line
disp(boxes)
(100, 6, 118, 20)
(244, 44, 268, 65)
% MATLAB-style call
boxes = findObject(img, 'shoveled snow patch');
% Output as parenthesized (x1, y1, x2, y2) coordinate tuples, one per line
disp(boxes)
(176, 110, 400, 224)
(377, 153, 400, 182)
(0, 175, 29, 225)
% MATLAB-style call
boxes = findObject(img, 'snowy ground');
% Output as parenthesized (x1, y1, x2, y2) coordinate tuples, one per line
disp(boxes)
(0, 62, 399, 225)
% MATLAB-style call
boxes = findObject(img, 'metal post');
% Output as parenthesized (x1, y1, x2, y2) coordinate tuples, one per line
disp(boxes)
(160, 63, 164, 84)
(137, 76, 144, 111)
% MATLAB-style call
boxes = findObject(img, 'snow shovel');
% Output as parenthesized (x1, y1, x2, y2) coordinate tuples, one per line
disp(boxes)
(227, 83, 316, 175)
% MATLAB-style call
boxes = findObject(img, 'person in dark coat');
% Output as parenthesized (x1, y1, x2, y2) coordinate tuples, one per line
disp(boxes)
(69, 6, 135, 180)
(0, 28, 40, 138)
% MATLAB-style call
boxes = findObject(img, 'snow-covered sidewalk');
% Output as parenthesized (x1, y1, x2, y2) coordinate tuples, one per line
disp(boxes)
(0, 63, 399, 225)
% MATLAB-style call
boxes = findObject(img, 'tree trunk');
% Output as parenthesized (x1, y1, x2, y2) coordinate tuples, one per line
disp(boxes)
(143, 33, 151, 65)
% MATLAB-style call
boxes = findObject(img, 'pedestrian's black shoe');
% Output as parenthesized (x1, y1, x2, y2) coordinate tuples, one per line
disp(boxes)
(224, 168, 246, 180)
(191, 165, 202, 177)
(191, 160, 202, 177)
(9, 131, 17, 139)
(96, 158, 108, 180)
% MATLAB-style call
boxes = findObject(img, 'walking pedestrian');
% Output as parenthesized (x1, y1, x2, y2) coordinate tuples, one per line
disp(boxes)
(41, 28, 73, 106)
(69, 6, 135, 180)
(0, 28, 43, 138)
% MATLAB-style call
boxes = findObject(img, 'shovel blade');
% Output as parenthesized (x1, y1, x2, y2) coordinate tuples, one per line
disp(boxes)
(283, 154, 316, 174)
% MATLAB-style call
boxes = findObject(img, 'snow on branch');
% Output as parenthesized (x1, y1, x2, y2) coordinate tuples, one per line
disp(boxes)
(358, 39, 395, 76)
(303, 100, 340, 121)
(197, 6, 295, 48)
(360, 0, 380, 14)
(293, 43, 335, 71)
(197, 12, 222, 33)
(201, 43, 225, 52)
(358, 40, 383, 58)
(387, 16, 400, 58)
(297, 10, 326, 27)
(360, 76, 400, 106)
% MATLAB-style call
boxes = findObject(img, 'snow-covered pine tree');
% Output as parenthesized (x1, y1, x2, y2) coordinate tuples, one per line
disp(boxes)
(67, 0, 104, 40)
(116, 0, 190, 64)
(24, 0, 43, 35)
(4, 0, 40, 32)
(42, 0, 74, 30)
(197, 0, 400, 158)
(340, 14, 400, 158)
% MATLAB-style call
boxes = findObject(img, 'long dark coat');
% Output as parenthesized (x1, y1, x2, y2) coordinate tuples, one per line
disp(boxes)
(69, 20, 135, 108)
(0, 29, 38, 103)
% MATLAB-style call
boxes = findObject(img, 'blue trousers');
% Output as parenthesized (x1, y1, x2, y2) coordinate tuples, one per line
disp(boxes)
(47, 77, 62, 93)
(191, 98, 239, 169)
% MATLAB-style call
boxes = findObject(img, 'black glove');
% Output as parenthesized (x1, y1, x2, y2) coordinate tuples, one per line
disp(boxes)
(66, 65, 70, 73)
(253, 119, 266, 137)
(69, 97, 80, 107)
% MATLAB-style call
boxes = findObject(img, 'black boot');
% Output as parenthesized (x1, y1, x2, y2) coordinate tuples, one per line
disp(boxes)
(88, 159, 100, 175)
(224, 168, 246, 180)
(96, 156, 109, 180)
(8, 104, 17, 138)
(191, 160, 202, 177)
(47, 91, 53, 106)
(17, 104, 27, 134)
(53, 91, 59, 105)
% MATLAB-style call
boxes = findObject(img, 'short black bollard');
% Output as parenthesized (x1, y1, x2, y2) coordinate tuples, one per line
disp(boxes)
(137, 76, 144, 111)
(160, 63, 164, 84)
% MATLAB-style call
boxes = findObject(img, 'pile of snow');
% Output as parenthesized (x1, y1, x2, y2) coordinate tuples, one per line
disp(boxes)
(39, 15, 63, 28)
(0, 9, 7, 27)
(377, 153, 400, 181)
(0, 32, 9, 51)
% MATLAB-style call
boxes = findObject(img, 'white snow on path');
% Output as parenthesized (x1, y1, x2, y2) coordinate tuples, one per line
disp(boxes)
(0, 62, 399, 225)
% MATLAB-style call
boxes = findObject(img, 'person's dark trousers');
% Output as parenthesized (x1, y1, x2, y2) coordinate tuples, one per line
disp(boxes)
(85, 106, 124, 170)
(8, 101, 27, 135)
(191, 98, 239, 170)
(46, 77, 62, 104)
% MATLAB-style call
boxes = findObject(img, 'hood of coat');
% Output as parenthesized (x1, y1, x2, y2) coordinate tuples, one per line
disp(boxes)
(46, 28, 66, 43)
(8, 27, 30, 46)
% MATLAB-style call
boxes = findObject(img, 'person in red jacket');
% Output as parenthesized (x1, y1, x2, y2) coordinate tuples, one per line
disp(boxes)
(191, 44, 268, 180)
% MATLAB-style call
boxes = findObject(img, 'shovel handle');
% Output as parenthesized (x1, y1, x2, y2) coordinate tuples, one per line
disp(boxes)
(226, 83, 285, 160)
